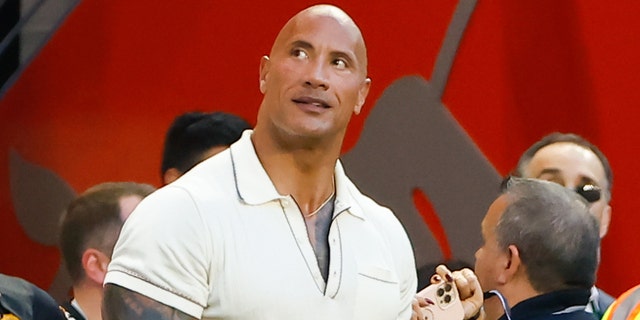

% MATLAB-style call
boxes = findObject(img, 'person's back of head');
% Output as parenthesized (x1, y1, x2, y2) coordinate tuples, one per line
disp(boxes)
(58, 182, 155, 320)
(59, 182, 155, 286)
(161, 111, 251, 184)
(498, 177, 599, 293)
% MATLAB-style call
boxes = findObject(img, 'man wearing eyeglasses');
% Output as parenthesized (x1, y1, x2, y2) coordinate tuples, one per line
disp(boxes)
(512, 132, 614, 318)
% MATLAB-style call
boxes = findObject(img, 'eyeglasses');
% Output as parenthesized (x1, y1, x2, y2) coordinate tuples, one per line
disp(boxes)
(574, 184, 601, 203)
(502, 175, 603, 204)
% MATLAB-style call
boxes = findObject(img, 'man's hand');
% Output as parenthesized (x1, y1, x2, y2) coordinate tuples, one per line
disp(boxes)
(434, 265, 484, 320)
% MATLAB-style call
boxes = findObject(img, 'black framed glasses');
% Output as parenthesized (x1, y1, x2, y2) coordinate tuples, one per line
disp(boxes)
(502, 175, 602, 204)
(575, 184, 601, 203)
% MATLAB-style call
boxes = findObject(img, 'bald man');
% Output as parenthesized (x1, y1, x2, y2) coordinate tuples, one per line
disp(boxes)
(104, 5, 418, 319)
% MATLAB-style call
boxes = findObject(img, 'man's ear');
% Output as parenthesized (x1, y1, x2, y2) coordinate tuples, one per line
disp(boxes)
(163, 168, 182, 185)
(259, 56, 270, 94)
(497, 245, 521, 284)
(599, 204, 611, 238)
(354, 77, 371, 115)
(81, 248, 111, 285)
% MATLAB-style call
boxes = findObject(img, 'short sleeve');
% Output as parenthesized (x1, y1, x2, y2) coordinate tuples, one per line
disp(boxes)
(105, 185, 213, 319)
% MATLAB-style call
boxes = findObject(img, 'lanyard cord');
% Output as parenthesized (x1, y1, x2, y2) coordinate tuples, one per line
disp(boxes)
(484, 290, 513, 320)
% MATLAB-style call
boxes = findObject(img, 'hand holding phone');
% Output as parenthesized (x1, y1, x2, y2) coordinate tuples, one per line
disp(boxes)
(416, 275, 464, 320)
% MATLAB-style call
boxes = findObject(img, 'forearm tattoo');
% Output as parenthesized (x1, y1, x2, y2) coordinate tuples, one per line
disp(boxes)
(103, 284, 196, 320)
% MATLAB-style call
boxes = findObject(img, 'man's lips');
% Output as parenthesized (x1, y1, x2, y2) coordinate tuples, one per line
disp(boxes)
(292, 97, 331, 109)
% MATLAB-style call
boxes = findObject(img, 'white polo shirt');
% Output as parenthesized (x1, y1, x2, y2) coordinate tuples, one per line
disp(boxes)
(105, 130, 417, 320)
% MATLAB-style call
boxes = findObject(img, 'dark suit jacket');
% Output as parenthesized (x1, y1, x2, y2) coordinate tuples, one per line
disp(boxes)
(0, 274, 67, 320)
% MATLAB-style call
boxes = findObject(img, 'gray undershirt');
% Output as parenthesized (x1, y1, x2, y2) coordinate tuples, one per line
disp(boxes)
(304, 194, 335, 283)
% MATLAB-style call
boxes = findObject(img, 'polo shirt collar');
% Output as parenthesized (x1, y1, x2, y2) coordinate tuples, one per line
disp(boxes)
(334, 160, 365, 220)
(230, 130, 283, 205)
(229, 130, 365, 220)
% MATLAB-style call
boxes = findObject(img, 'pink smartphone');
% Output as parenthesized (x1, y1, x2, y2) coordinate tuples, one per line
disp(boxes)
(417, 278, 465, 320)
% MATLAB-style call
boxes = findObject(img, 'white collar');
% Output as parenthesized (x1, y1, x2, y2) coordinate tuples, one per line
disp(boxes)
(70, 299, 87, 319)
(229, 131, 364, 220)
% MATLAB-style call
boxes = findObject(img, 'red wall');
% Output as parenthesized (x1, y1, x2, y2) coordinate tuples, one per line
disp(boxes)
(1, 0, 638, 297)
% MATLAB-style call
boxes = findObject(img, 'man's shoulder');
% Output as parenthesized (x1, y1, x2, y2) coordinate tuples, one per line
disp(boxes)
(342, 177, 408, 239)
(341, 172, 392, 207)
(170, 150, 235, 193)
(0, 274, 68, 320)
(531, 311, 597, 320)
(596, 286, 615, 313)
(602, 284, 640, 320)
(341, 177, 392, 213)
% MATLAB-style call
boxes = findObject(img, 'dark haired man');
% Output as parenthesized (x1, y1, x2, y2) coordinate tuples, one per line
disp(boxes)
(59, 182, 155, 320)
(161, 111, 251, 184)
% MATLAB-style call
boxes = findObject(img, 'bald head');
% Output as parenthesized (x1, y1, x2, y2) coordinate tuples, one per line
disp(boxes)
(256, 4, 371, 144)
(270, 5, 368, 76)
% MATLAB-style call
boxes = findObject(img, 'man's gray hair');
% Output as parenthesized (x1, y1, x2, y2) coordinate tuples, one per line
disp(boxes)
(497, 177, 600, 293)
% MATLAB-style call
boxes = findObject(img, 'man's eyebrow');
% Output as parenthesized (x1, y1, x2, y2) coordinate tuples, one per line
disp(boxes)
(290, 39, 358, 67)
(537, 168, 601, 187)
(291, 40, 314, 50)
(291, 40, 354, 56)
(536, 168, 560, 178)
(579, 176, 598, 186)
(331, 49, 356, 63)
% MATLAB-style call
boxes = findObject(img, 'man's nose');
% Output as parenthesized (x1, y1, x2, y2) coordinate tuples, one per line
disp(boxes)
(304, 60, 330, 90)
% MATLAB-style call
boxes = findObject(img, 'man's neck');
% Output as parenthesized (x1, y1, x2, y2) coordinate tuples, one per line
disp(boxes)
(267, 158, 336, 215)
(500, 280, 540, 313)
(73, 283, 104, 320)
(251, 128, 339, 215)
(484, 279, 540, 320)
